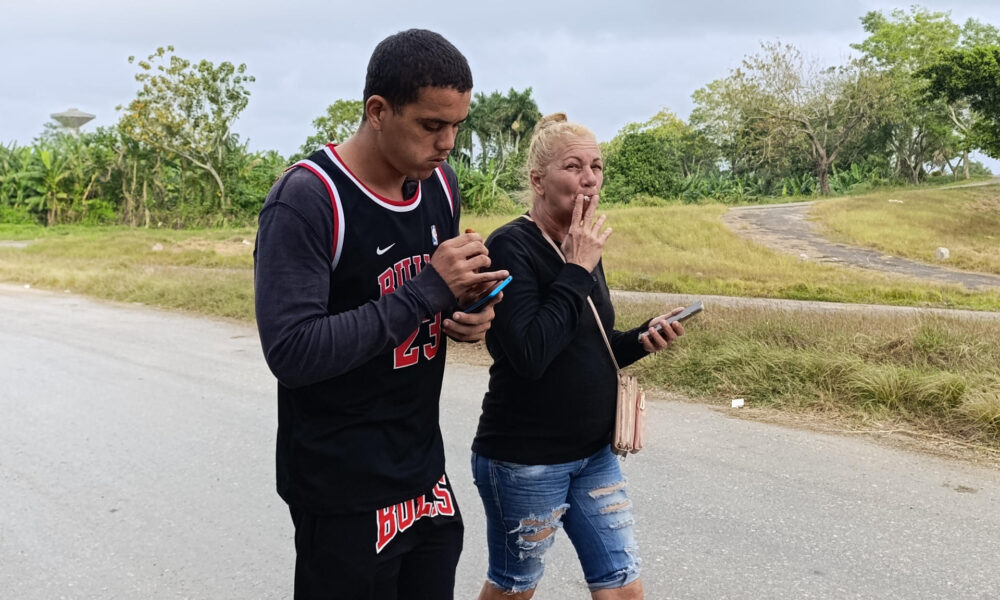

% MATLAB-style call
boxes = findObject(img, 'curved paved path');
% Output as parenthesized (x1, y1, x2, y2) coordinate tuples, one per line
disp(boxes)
(722, 196, 1000, 291)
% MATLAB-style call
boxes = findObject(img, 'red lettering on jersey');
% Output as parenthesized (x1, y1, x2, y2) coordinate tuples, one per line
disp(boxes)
(375, 477, 455, 554)
(385, 254, 446, 369)
(394, 328, 420, 369)
(397, 499, 415, 532)
(415, 495, 437, 519)
(394, 257, 412, 286)
(423, 312, 441, 360)
(378, 268, 394, 298)
(432, 477, 456, 516)
(375, 506, 397, 553)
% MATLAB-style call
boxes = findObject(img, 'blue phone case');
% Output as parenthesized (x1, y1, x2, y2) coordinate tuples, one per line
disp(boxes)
(460, 275, 513, 313)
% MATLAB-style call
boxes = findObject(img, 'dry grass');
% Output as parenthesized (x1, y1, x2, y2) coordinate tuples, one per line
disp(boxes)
(811, 184, 1000, 276)
(614, 299, 1000, 450)
(463, 204, 1000, 311)
(0, 226, 256, 320)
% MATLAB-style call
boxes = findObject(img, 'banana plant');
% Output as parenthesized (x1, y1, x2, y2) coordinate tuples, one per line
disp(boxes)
(23, 148, 71, 225)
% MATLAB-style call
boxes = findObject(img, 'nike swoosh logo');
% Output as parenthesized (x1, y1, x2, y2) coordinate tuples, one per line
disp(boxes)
(376, 243, 396, 256)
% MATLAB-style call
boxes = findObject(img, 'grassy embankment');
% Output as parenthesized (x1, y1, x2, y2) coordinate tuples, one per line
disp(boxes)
(463, 203, 1000, 311)
(811, 184, 1000, 276)
(615, 300, 1000, 450)
(1, 192, 998, 448)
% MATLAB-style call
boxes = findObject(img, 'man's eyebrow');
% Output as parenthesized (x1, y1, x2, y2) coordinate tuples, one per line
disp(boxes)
(418, 117, 467, 126)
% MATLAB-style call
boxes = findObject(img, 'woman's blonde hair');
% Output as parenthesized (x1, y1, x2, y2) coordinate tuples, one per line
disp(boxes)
(526, 113, 597, 183)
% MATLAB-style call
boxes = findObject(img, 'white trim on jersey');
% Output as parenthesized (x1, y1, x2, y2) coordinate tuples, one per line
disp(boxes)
(294, 159, 346, 271)
(323, 146, 423, 213)
(434, 167, 455, 217)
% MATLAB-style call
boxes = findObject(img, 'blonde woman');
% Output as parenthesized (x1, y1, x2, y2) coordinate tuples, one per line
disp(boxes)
(471, 114, 685, 599)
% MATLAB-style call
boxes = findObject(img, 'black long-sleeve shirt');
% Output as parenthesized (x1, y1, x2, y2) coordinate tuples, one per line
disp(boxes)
(472, 216, 650, 464)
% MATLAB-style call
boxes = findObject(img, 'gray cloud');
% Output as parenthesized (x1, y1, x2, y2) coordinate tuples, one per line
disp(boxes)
(2, 0, 999, 164)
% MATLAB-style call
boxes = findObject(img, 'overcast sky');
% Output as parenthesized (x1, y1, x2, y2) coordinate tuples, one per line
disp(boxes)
(3, 0, 1000, 167)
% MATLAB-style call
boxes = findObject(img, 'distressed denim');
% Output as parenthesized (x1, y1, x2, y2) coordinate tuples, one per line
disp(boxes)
(471, 445, 641, 593)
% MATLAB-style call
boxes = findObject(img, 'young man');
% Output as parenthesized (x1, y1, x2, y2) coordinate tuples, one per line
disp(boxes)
(254, 29, 507, 599)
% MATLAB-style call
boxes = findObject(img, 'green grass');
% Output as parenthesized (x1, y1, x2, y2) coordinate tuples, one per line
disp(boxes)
(614, 300, 1000, 448)
(0, 226, 256, 320)
(3, 213, 998, 450)
(811, 184, 1000, 276)
(463, 204, 1000, 311)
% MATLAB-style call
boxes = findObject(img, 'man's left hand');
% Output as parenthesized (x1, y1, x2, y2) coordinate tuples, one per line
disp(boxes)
(443, 293, 502, 342)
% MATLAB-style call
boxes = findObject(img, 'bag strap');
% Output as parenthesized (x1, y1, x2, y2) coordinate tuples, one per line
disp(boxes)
(521, 214, 622, 373)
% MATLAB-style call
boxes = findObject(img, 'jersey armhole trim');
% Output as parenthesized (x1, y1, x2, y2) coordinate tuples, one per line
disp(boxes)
(288, 160, 346, 271)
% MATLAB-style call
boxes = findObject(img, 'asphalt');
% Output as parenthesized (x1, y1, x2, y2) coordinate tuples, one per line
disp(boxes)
(3, 284, 1000, 599)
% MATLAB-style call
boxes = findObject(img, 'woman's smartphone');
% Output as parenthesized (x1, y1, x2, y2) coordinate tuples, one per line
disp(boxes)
(638, 301, 703, 339)
(460, 275, 513, 313)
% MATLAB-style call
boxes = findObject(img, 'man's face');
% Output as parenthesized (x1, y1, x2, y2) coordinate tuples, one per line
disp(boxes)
(376, 86, 471, 181)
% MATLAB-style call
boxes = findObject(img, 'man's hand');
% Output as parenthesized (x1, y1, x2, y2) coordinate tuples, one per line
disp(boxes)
(430, 232, 509, 300)
(443, 293, 502, 342)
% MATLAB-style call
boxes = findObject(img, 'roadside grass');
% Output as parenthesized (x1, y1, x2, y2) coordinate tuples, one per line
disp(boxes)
(614, 300, 1000, 449)
(811, 184, 1000, 276)
(463, 205, 1000, 311)
(0, 226, 256, 320)
(3, 217, 998, 451)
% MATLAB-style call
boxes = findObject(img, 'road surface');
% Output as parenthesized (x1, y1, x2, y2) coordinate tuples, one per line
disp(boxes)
(2, 284, 999, 599)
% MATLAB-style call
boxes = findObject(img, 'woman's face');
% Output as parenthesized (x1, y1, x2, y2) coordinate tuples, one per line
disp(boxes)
(532, 135, 603, 224)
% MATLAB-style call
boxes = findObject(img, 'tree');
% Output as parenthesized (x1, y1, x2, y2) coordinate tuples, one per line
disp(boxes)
(699, 42, 892, 195)
(118, 46, 255, 211)
(456, 88, 541, 174)
(296, 99, 363, 159)
(852, 8, 1000, 181)
(920, 45, 1000, 159)
(23, 148, 70, 225)
(602, 109, 720, 202)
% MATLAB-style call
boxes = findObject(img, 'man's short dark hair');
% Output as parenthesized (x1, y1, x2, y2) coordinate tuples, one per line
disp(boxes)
(363, 29, 473, 116)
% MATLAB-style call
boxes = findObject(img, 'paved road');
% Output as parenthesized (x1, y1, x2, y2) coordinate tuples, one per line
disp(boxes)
(3, 284, 1000, 599)
(722, 199, 1000, 291)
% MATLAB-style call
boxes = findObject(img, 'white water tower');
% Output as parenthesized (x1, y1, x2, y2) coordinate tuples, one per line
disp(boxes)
(51, 107, 95, 135)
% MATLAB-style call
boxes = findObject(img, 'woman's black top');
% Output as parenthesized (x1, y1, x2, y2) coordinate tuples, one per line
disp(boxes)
(471, 216, 650, 465)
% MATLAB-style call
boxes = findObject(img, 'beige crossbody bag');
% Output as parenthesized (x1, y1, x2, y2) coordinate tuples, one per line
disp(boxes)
(525, 215, 647, 456)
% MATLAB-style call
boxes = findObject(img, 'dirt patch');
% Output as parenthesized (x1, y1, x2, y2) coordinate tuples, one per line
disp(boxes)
(969, 194, 1000, 214)
(169, 238, 254, 257)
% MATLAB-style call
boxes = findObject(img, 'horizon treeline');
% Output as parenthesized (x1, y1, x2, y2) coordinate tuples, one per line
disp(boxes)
(1, 6, 998, 227)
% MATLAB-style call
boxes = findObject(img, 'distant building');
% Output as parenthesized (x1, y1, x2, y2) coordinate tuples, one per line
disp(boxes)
(50, 108, 95, 135)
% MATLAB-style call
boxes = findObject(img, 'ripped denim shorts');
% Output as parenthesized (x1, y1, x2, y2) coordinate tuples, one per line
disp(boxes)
(471, 445, 641, 594)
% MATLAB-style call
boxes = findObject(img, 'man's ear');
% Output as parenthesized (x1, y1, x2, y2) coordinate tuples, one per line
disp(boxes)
(365, 95, 391, 131)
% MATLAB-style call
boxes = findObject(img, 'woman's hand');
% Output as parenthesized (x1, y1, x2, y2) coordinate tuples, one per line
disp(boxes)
(640, 307, 686, 353)
(561, 194, 611, 273)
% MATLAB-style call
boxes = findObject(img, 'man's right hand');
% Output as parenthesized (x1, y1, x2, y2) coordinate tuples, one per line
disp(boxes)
(430, 233, 510, 300)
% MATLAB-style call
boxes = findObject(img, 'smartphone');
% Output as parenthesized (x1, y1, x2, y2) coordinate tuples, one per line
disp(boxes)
(460, 275, 513, 313)
(638, 301, 703, 339)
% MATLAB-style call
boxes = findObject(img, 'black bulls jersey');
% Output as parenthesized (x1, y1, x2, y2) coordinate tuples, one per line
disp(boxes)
(271, 144, 460, 514)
